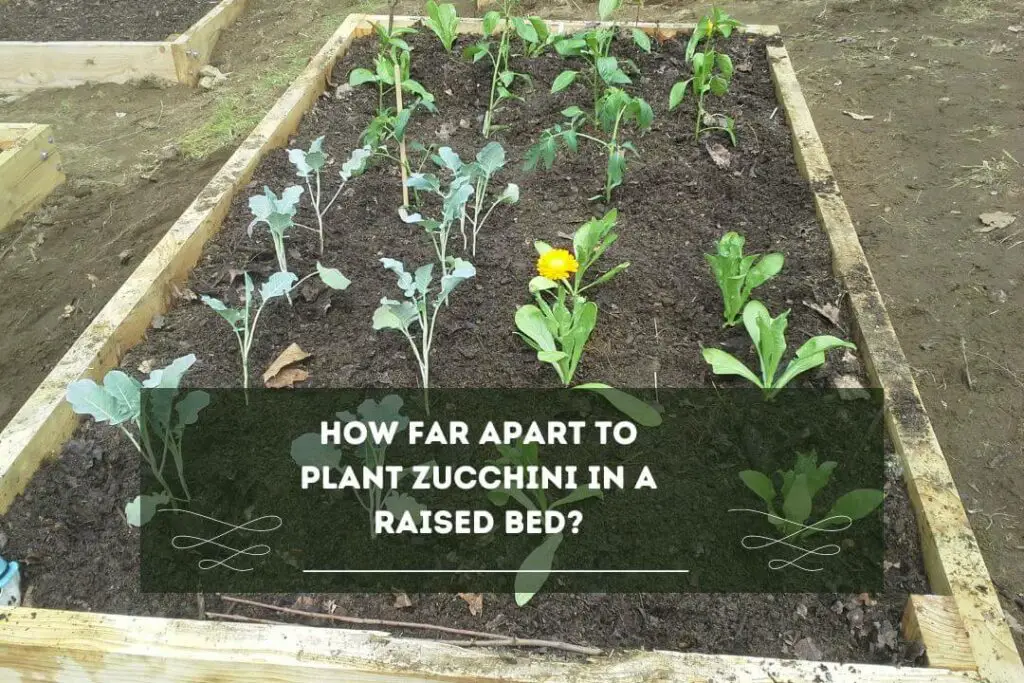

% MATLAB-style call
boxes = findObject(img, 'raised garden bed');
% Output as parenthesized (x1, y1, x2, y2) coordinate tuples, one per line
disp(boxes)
(0, 0, 247, 92)
(0, 12, 1020, 683)
(0, 123, 64, 231)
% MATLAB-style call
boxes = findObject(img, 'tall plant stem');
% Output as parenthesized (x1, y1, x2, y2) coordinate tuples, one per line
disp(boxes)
(394, 62, 410, 207)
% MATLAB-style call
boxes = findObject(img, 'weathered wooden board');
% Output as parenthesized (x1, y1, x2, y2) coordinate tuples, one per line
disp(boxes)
(0, 123, 64, 231)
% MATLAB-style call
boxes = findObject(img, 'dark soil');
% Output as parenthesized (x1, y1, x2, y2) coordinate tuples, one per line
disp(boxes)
(1, 28, 929, 663)
(0, 0, 216, 42)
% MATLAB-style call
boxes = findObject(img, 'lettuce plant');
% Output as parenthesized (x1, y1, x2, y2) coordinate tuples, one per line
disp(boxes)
(706, 231, 783, 326)
(288, 138, 372, 253)
(533, 209, 628, 298)
(248, 185, 302, 274)
(424, 0, 459, 52)
(292, 395, 420, 539)
(202, 265, 350, 390)
(526, 88, 653, 201)
(372, 257, 475, 402)
(462, 2, 531, 136)
(739, 452, 883, 539)
(486, 440, 603, 605)
(66, 355, 209, 526)
(669, 47, 736, 144)
(702, 300, 855, 398)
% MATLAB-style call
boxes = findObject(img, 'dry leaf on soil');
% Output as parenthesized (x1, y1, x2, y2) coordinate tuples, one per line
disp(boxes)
(457, 592, 483, 616)
(803, 300, 842, 327)
(975, 211, 1016, 233)
(263, 343, 311, 387)
(393, 592, 413, 609)
(705, 141, 731, 169)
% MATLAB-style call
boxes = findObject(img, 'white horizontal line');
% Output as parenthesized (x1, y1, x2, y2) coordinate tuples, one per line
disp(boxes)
(303, 569, 690, 574)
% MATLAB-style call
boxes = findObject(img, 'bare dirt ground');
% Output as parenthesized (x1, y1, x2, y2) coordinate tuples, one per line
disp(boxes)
(0, 0, 1022, 658)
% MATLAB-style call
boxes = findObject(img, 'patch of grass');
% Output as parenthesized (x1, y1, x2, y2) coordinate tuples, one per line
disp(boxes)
(178, 96, 262, 160)
(952, 151, 1022, 189)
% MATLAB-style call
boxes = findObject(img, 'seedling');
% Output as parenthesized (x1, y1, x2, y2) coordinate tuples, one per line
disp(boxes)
(65, 355, 210, 526)
(702, 300, 856, 398)
(287, 138, 372, 254)
(462, 1, 532, 136)
(486, 440, 602, 605)
(424, 0, 459, 52)
(405, 143, 519, 258)
(669, 48, 736, 144)
(248, 185, 303, 275)
(532, 209, 628, 298)
(739, 452, 883, 539)
(686, 6, 742, 62)
(706, 231, 783, 326)
(514, 14, 557, 57)
(372, 257, 476, 405)
(202, 265, 350, 390)
(526, 88, 653, 201)
(292, 395, 421, 539)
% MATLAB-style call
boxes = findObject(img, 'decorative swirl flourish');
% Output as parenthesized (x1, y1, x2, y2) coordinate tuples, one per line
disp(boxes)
(158, 509, 282, 572)
(728, 508, 852, 572)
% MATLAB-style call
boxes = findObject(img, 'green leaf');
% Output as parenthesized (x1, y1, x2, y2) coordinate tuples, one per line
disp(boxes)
(175, 390, 210, 427)
(669, 80, 689, 110)
(514, 533, 564, 606)
(260, 271, 298, 301)
(529, 276, 558, 293)
(372, 299, 419, 332)
(482, 10, 500, 35)
(598, 0, 620, 20)
(551, 70, 577, 93)
(437, 258, 476, 304)
(513, 17, 539, 44)
(573, 383, 662, 426)
(701, 348, 763, 388)
(631, 28, 652, 53)
(826, 489, 884, 523)
(290, 432, 343, 469)
(783, 473, 812, 527)
(596, 57, 631, 85)
(709, 76, 729, 96)
(316, 262, 351, 290)
(561, 105, 585, 118)
(740, 470, 776, 505)
(475, 141, 506, 175)
(66, 375, 137, 426)
(125, 492, 171, 527)
(515, 305, 558, 353)
(550, 484, 603, 509)
(348, 68, 377, 86)
(717, 52, 734, 78)
(774, 336, 857, 390)
(143, 354, 197, 390)
(743, 253, 784, 296)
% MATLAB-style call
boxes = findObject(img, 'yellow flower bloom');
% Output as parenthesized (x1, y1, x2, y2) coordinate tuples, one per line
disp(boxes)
(537, 249, 579, 281)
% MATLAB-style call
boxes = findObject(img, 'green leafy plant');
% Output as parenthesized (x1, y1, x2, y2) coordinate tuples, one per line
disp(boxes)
(202, 265, 350, 390)
(424, 0, 459, 52)
(372, 257, 475, 403)
(669, 48, 736, 144)
(685, 6, 741, 62)
(462, 2, 532, 136)
(65, 355, 210, 526)
(287, 138, 372, 254)
(706, 231, 783, 326)
(405, 143, 519, 259)
(739, 452, 883, 538)
(248, 185, 303, 275)
(292, 395, 421, 539)
(702, 300, 856, 397)
(516, 276, 598, 386)
(532, 209, 628, 298)
(526, 88, 653, 201)
(486, 440, 603, 605)
(513, 13, 556, 57)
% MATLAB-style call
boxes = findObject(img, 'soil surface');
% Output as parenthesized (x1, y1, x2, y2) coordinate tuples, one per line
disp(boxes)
(1, 28, 929, 663)
(0, 0, 217, 42)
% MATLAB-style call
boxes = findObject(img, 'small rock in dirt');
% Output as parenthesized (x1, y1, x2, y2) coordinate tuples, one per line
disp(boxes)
(793, 637, 823, 660)
(138, 359, 155, 374)
(118, 249, 133, 264)
(831, 599, 845, 615)
(393, 592, 413, 609)
(874, 620, 898, 651)
(437, 122, 456, 142)
(151, 314, 166, 330)
(846, 606, 865, 630)
(835, 36, 857, 44)
(975, 211, 1016, 232)
(458, 118, 471, 129)
(1010, 25, 1023, 33)
(795, 603, 808, 620)
(334, 83, 354, 99)
(988, 288, 1008, 304)
(198, 65, 228, 90)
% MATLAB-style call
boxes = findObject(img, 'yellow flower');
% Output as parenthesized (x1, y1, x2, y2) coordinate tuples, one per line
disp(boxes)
(537, 249, 579, 281)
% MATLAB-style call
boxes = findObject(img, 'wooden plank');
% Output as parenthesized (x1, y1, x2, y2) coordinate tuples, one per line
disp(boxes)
(0, 42, 178, 92)
(903, 595, 974, 671)
(0, 607, 983, 683)
(767, 44, 1024, 683)
(0, 15, 1006, 682)
(0, 123, 64, 231)
(172, 0, 249, 85)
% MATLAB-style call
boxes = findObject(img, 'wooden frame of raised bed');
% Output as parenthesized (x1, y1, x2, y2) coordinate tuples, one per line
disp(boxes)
(0, 0, 247, 92)
(0, 123, 64, 231)
(0, 14, 1019, 683)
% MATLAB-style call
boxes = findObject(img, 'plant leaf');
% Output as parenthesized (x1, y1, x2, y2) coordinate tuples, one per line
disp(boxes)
(783, 473, 812, 527)
(631, 28, 652, 53)
(125, 492, 171, 527)
(701, 348, 763, 388)
(514, 533, 564, 606)
(573, 383, 662, 426)
(316, 262, 351, 290)
(739, 470, 776, 505)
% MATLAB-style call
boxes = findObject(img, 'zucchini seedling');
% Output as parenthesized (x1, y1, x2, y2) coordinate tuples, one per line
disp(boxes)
(66, 355, 210, 526)
(702, 300, 855, 397)
(706, 231, 783, 326)
(526, 88, 653, 202)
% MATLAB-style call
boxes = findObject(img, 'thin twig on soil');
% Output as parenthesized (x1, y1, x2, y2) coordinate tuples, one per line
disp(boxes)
(960, 336, 974, 390)
(394, 62, 409, 208)
(217, 595, 602, 655)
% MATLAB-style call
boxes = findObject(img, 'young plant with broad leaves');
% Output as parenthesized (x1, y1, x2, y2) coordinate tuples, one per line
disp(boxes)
(738, 451, 883, 539)
(685, 6, 742, 62)
(201, 265, 351, 390)
(404, 143, 519, 258)
(462, 1, 533, 137)
(702, 300, 855, 398)
(291, 395, 423, 539)
(669, 46, 736, 144)
(372, 257, 475, 404)
(526, 88, 653, 201)
(287, 138, 372, 254)
(65, 355, 210, 526)
(423, 0, 459, 52)
(706, 231, 783, 326)
(486, 440, 603, 605)
(248, 185, 303, 275)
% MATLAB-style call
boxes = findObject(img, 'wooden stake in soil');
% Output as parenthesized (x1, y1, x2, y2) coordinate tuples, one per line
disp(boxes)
(394, 62, 410, 208)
